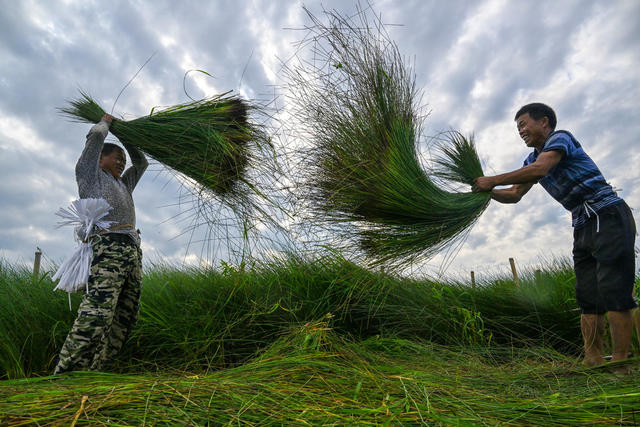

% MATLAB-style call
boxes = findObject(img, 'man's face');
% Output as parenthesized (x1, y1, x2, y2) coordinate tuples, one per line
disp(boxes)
(99, 149, 126, 179)
(516, 113, 549, 149)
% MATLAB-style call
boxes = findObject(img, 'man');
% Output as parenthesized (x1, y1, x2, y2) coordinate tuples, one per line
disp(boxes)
(472, 103, 636, 368)
(54, 114, 148, 373)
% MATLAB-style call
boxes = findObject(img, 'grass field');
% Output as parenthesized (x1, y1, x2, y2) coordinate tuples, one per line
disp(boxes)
(1, 256, 638, 425)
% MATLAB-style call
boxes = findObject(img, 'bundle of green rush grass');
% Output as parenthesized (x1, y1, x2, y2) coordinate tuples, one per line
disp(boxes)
(61, 91, 253, 196)
(60, 90, 291, 261)
(284, 6, 490, 268)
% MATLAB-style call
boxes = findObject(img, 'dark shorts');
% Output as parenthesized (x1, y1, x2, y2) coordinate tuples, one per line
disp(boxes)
(573, 201, 637, 314)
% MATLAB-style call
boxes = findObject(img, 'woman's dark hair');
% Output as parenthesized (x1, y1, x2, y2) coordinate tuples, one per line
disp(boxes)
(101, 143, 125, 157)
(514, 103, 557, 130)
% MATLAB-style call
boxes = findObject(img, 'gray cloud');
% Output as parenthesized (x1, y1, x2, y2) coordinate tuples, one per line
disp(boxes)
(0, 0, 637, 277)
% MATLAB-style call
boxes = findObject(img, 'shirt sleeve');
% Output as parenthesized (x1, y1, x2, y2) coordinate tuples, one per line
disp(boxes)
(522, 152, 536, 167)
(121, 142, 148, 192)
(542, 132, 573, 157)
(75, 120, 109, 197)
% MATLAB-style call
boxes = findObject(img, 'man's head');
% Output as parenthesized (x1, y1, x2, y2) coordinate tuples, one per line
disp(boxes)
(514, 103, 556, 149)
(99, 143, 126, 179)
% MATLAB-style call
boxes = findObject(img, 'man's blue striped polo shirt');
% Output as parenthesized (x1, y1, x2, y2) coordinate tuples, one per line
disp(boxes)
(523, 130, 621, 229)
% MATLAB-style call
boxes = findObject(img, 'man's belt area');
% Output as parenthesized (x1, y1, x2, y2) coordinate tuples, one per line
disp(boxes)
(97, 224, 136, 234)
(96, 224, 140, 245)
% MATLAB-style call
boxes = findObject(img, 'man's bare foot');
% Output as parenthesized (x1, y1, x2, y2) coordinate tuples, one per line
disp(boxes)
(582, 357, 605, 367)
(611, 365, 631, 377)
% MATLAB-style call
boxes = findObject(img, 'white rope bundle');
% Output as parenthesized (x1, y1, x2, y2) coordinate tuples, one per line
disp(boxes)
(52, 199, 113, 305)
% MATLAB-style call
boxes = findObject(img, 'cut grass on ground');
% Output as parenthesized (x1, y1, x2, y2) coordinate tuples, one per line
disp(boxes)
(1, 328, 639, 425)
(1, 256, 639, 424)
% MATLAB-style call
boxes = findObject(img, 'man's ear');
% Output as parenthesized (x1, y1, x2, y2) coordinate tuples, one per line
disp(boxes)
(540, 116, 550, 129)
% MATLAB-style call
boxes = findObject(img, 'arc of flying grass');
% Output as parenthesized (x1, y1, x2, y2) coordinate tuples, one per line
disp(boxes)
(284, 6, 491, 269)
(183, 69, 215, 102)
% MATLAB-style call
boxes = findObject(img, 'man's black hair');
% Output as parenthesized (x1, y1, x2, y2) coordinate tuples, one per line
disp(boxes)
(101, 143, 125, 157)
(515, 103, 557, 130)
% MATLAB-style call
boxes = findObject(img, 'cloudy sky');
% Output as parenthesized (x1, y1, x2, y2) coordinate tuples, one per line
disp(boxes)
(1, 0, 638, 279)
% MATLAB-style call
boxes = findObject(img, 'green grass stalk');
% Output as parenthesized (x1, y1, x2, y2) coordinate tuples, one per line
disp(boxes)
(283, 7, 490, 268)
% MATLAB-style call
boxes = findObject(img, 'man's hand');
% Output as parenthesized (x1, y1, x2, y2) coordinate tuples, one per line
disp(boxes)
(472, 176, 495, 193)
(101, 114, 115, 125)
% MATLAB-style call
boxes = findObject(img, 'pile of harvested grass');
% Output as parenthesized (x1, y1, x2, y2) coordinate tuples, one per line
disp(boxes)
(2, 327, 638, 425)
(284, 6, 490, 268)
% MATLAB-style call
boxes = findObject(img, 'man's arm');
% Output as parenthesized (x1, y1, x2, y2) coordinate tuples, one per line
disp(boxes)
(490, 183, 534, 203)
(472, 150, 563, 203)
(121, 142, 148, 191)
(75, 114, 114, 196)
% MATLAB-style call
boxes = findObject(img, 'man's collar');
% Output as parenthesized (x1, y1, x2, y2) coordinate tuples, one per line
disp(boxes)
(534, 131, 555, 153)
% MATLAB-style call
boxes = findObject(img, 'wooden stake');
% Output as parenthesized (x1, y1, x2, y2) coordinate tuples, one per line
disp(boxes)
(470, 271, 475, 288)
(509, 257, 519, 287)
(33, 247, 42, 277)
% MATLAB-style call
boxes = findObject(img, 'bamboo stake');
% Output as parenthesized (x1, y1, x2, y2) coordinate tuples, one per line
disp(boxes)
(470, 271, 475, 288)
(509, 258, 519, 287)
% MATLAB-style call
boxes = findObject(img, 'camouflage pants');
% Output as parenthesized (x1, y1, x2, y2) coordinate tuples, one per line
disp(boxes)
(54, 234, 142, 374)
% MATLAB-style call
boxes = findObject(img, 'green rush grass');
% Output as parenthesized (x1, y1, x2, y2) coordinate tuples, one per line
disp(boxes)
(1, 326, 639, 425)
(2, 255, 638, 380)
(284, 7, 491, 268)
(60, 91, 255, 196)
(59, 90, 287, 261)
(2, 256, 639, 424)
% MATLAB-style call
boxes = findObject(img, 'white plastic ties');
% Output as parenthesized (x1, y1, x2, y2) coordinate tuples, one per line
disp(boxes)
(583, 201, 600, 233)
